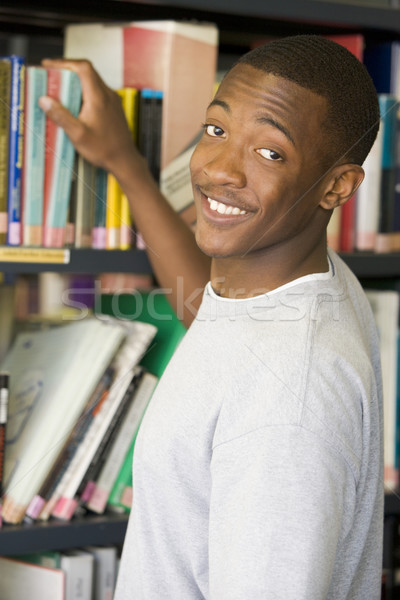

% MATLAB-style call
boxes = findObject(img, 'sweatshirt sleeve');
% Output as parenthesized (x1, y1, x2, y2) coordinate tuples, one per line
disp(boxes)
(209, 424, 357, 600)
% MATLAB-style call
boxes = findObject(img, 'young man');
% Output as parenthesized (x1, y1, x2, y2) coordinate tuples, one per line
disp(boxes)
(41, 35, 383, 599)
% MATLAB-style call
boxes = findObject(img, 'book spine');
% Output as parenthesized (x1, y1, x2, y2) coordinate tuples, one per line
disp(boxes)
(7, 56, 25, 246)
(92, 167, 108, 249)
(55, 368, 144, 521)
(22, 66, 47, 247)
(105, 174, 121, 250)
(74, 155, 96, 248)
(49, 368, 139, 521)
(391, 111, 400, 251)
(339, 193, 356, 253)
(78, 376, 140, 509)
(87, 371, 156, 514)
(43, 69, 82, 248)
(25, 367, 114, 521)
(118, 87, 139, 249)
(0, 60, 11, 245)
(375, 94, 398, 253)
(42, 68, 62, 246)
(107, 435, 135, 512)
(355, 123, 384, 251)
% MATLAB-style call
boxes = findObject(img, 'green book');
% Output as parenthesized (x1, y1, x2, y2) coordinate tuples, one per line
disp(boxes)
(100, 291, 186, 511)
(99, 291, 186, 378)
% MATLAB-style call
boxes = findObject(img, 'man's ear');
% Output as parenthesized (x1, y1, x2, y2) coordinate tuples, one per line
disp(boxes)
(320, 165, 365, 210)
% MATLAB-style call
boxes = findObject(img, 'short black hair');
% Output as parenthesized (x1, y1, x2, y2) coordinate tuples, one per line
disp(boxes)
(236, 35, 379, 166)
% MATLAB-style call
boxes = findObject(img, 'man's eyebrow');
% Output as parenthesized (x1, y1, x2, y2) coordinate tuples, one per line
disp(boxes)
(207, 98, 230, 112)
(207, 99, 295, 146)
(256, 115, 295, 146)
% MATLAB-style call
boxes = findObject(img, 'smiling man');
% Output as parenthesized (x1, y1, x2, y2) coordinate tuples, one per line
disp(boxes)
(41, 35, 383, 599)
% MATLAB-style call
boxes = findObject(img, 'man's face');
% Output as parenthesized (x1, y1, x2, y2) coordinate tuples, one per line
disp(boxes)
(190, 64, 333, 261)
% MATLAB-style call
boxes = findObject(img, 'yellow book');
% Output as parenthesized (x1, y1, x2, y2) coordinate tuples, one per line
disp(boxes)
(105, 174, 122, 250)
(117, 88, 139, 249)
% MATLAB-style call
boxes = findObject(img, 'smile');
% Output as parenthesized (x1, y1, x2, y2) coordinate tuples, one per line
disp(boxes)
(207, 197, 247, 216)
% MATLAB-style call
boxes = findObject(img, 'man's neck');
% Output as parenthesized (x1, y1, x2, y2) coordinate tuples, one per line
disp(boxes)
(209, 237, 329, 299)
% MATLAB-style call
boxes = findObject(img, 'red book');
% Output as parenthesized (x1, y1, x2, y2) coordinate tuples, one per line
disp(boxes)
(340, 193, 357, 253)
(325, 35, 364, 254)
(64, 20, 218, 226)
(42, 68, 62, 246)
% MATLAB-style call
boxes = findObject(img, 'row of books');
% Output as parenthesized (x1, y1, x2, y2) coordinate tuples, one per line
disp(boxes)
(251, 34, 400, 255)
(0, 543, 121, 600)
(0, 20, 219, 254)
(0, 280, 186, 526)
(366, 286, 400, 492)
(0, 315, 158, 525)
(327, 91, 400, 254)
(0, 55, 164, 251)
(332, 37, 400, 254)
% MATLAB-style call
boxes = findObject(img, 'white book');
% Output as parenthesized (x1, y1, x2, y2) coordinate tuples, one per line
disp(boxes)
(365, 289, 400, 491)
(355, 124, 384, 251)
(64, 21, 218, 170)
(84, 546, 117, 600)
(0, 556, 65, 600)
(61, 550, 94, 600)
(0, 317, 127, 524)
(87, 371, 158, 514)
(46, 320, 157, 521)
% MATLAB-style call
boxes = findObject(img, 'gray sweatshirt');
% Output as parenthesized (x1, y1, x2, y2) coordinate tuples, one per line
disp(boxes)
(114, 249, 384, 600)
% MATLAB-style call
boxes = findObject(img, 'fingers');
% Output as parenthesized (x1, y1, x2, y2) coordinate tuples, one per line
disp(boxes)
(38, 95, 88, 153)
(41, 58, 110, 99)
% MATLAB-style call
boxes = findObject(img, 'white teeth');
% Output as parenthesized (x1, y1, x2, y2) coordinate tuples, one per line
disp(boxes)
(207, 197, 247, 216)
(210, 200, 219, 211)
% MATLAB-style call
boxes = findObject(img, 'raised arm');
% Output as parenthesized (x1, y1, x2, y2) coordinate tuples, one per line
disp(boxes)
(39, 59, 211, 328)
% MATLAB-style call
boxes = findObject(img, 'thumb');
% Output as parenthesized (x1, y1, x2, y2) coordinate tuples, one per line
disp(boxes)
(38, 95, 82, 145)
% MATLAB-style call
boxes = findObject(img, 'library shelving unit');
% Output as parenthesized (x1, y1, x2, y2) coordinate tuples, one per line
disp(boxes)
(0, 0, 400, 581)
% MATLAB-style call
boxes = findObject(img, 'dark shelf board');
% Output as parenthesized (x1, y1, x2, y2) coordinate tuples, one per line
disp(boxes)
(385, 492, 400, 516)
(1, 249, 400, 279)
(0, 248, 152, 274)
(340, 252, 400, 279)
(0, 0, 399, 43)
(0, 512, 129, 556)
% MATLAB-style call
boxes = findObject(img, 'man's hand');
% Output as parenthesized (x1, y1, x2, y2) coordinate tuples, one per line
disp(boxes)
(39, 59, 142, 179)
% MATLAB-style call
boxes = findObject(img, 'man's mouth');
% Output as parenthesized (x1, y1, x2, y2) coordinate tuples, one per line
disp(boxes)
(207, 197, 247, 216)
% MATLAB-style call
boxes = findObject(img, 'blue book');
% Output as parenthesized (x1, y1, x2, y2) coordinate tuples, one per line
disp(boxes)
(43, 69, 82, 248)
(364, 41, 400, 96)
(4, 56, 25, 246)
(22, 66, 47, 247)
(376, 95, 398, 252)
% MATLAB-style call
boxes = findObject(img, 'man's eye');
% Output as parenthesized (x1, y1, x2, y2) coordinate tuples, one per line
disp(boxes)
(257, 148, 282, 161)
(204, 124, 225, 137)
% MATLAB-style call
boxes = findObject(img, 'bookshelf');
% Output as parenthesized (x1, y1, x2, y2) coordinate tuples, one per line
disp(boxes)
(0, 3, 400, 598)
(0, 248, 152, 274)
(0, 513, 129, 556)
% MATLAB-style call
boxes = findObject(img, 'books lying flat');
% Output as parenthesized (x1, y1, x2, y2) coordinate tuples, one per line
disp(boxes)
(0, 317, 128, 524)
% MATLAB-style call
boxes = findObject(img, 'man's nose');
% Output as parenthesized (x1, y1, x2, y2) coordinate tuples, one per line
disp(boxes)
(202, 141, 247, 188)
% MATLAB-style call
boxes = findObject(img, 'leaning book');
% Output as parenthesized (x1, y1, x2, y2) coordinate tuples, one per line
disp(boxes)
(0, 317, 129, 524)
